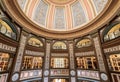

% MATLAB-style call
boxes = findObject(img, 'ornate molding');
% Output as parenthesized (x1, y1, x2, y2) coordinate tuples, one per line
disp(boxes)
(25, 50, 44, 56)
(75, 51, 95, 57)
(69, 43, 75, 69)
(45, 42, 51, 69)
(77, 70, 100, 80)
(104, 45, 120, 53)
(93, 37, 106, 72)
(51, 53, 68, 57)
(0, 42, 16, 53)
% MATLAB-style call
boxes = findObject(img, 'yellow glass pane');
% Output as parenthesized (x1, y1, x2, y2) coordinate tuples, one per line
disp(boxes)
(28, 37, 43, 47)
(53, 41, 67, 49)
(76, 39, 91, 48)
(0, 19, 13, 32)
(107, 24, 120, 35)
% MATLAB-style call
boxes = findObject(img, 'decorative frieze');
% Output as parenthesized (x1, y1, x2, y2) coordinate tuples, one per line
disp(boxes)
(50, 69, 69, 76)
(75, 51, 95, 57)
(43, 40, 51, 82)
(51, 53, 68, 57)
(45, 42, 50, 69)
(104, 45, 120, 53)
(69, 43, 75, 69)
(0, 43, 16, 52)
(77, 70, 100, 80)
(14, 34, 27, 72)
(25, 50, 44, 56)
(69, 41, 76, 81)
(93, 37, 106, 72)
(20, 70, 42, 80)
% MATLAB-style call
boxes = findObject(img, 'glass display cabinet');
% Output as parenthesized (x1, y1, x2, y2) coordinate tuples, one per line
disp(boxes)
(76, 57, 98, 70)
(0, 52, 14, 82)
(51, 79, 68, 82)
(22, 56, 43, 70)
(109, 54, 120, 72)
(51, 58, 69, 69)
(0, 52, 10, 72)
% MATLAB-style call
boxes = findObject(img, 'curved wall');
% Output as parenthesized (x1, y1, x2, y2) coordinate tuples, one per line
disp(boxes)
(0, 0, 120, 82)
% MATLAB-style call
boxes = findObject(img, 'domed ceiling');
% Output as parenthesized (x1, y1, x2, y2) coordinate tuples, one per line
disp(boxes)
(17, 0, 109, 31)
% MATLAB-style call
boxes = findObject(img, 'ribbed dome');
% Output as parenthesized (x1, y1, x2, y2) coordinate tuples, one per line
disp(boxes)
(17, 0, 109, 31)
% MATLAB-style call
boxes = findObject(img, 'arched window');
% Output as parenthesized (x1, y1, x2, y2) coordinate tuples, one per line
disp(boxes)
(53, 41, 67, 49)
(103, 23, 120, 42)
(76, 39, 92, 48)
(28, 37, 43, 47)
(0, 19, 17, 40)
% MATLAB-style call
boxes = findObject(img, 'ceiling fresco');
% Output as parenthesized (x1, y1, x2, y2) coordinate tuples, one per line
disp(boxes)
(17, 0, 109, 31)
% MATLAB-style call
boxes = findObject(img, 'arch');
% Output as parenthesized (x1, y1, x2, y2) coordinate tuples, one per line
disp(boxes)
(103, 22, 120, 42)
(76, 39, 92, 48)
(53, 41, 67, 49)
(0, 18, 17, 40)
(28, 37, 43, 47)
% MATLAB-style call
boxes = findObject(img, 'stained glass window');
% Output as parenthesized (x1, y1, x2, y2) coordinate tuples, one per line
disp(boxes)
(0, 19, 17, 40)
(53, 41, 67, 49)
(76, 39, 92, 48)
(104, 24, 120, 42)
(109, 54, 120, 72)
(28, 38, 43, 47)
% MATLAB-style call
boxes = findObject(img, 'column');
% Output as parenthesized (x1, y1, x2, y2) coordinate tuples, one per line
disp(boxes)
(9, 31, 28, 82)
(92, 33, 111, 82)
(43, 40, 51, 82)
(68, 41, 76, 82)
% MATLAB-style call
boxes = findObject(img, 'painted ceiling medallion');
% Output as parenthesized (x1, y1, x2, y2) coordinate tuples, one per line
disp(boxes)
(48, 0, 75, 5)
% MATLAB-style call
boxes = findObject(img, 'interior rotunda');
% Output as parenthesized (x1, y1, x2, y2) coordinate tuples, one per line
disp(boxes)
(0, 0, 120, 82)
